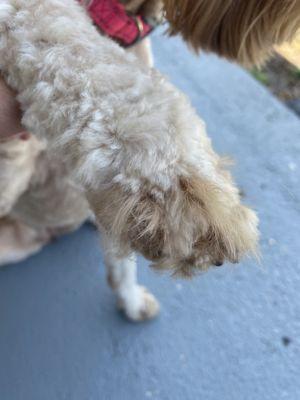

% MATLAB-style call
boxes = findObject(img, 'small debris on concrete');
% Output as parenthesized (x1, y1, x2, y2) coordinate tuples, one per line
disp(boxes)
(239, 188, 246, 198)
(282, 336, 292, 347)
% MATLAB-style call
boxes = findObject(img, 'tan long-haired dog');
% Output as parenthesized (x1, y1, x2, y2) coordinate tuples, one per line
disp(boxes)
(165, 0, 300, 65)
(126, 0, 300, 66)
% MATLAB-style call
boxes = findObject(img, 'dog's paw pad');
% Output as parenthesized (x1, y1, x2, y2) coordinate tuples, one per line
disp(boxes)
(118, 286, 160, 322)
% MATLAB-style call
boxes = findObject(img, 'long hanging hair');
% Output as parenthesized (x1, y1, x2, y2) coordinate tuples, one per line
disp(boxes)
(163, 0, 300, 66)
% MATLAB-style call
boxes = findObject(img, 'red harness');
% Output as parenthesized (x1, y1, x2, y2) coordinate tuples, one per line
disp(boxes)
(82, 0, 156, 47)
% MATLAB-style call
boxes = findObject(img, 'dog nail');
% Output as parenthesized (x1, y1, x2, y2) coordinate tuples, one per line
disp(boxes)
(214, 261, 223, 267)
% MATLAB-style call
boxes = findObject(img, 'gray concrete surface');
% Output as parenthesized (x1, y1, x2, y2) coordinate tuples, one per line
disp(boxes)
(1, 31, 300, 400)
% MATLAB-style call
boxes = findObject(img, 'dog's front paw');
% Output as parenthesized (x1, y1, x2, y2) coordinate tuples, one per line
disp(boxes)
(118, 286, 160, 322)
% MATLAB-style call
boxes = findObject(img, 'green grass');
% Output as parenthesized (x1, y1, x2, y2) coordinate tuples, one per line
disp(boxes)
(251, 68, 270, 86)
(292, 68, 300, 79)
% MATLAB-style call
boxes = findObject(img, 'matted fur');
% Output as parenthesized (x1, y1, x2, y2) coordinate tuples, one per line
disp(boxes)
(89, 166, 258, 277)
(0, 0, 258, 276)
(163, 0, 300, 66)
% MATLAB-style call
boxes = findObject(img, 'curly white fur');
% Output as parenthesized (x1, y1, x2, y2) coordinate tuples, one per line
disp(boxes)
(0, 0, 219, 188)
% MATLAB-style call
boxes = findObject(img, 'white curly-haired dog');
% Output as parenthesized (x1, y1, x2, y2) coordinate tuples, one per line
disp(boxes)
(0, 0, 258, 321)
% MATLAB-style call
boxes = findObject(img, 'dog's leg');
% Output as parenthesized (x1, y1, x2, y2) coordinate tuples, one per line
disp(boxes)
(0, 217, 50, 267)
(128, 37, 154, 67)
(0, 135, 44, 218)
(102, 233, 160, 321)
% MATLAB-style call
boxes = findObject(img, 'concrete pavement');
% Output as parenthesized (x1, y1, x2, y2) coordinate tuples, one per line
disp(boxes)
(0, 31, 300, 400)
